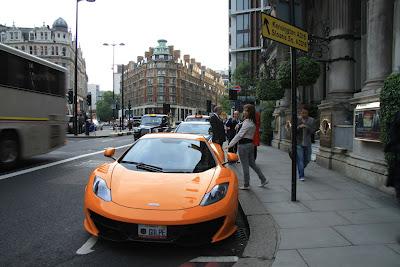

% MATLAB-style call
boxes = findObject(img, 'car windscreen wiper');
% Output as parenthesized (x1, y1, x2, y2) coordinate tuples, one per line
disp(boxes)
(120, 161, 164, 172)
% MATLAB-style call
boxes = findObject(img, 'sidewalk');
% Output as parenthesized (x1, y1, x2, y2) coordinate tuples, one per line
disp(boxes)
(66, 129, 132, 138)
(235, 145, 400, 267)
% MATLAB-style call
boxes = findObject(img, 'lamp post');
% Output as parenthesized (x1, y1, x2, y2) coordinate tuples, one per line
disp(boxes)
(74, 0, 96, 136)
(102, 42, 125, 128)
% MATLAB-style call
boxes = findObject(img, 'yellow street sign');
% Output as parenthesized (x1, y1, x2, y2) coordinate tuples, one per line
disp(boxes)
(261, 13, 308, 52)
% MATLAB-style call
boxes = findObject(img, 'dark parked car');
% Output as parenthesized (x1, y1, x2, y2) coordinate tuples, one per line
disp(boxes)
(133, 114, 171, 140)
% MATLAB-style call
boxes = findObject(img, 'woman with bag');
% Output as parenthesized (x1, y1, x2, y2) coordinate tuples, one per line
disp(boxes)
(227, 104, 269, 190)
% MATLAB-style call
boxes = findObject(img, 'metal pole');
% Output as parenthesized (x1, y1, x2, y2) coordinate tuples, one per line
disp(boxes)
(112, 44, 115, 124)
(121, 64, 125, 130)
(290, 0, 297, 202)
(73, 0, 79, 136)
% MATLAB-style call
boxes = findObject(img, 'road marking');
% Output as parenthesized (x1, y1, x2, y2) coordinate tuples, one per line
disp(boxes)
(76, 236, 97, 255)
(0, 144, 132, 180)
(189, 256, 239, 263)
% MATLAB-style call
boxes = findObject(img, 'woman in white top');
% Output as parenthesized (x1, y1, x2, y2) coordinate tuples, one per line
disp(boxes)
(227, 104, 269, 190)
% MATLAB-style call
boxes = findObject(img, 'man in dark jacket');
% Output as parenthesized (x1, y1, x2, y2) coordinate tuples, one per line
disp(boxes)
(210, 106, 226, 146)
(225, 110, 240, 152)
(384, 111, 400, 203)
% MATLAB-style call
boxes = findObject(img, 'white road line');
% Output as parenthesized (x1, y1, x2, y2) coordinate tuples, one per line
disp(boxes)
(189, 256, 239, 263)
(76, 236, 97, 255)
(0, 144, 132, 181)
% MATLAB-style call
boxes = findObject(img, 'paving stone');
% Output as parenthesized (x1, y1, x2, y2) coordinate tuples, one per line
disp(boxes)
(259, 192, 314, 203)
(279, 227, 350, 249)
(334, 223, 400, 245)
(387, 243, 400, 254)
(301, 199, 370, 211)
(299, 245, 400, 267)
(235, 258, 273, 267)
(271, 250, 308, 267)
(265, 202, 310, 214)
(307, 189, 369, 200)
(338, 208, 400, 224)
(274, 212, 350, 229)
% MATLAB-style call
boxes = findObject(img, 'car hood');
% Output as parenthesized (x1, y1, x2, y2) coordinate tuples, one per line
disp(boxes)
(110, 163, 216, 210)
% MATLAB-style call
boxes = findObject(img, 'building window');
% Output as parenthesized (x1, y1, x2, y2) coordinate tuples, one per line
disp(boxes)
(62, 47, 66, 56)
(51, 46, 55, 55)
(21, 46, 25, 51)
(33, 46, 37, 55)
(158, 86, 164, 95)
(236, 51, 250, 65)
(236, 14, 250, 48)
(57, 33, 60, 38)
(147, 86, 153, 95)
(29, 32, 34, 41)
(44, 46, 48, 55)
(40, 46, 44, 55)
(45, 32, 48, 40)
(170, 77, 176, 85)
(158, 77, 165, 84)
(158, 95, 164, 102)
(236, 0, 250, 11)
(29, 46, 33, 54)
(63, 34, 66, 39)
(170, 86, 176, 95)
(40, 32, 44, 40)
(157, 69, 166, 76)
(55, 46, 59, 55)
(147, 78, 153, 86)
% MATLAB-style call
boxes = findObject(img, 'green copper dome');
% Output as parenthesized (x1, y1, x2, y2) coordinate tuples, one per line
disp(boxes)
(154, 39, 170, 55)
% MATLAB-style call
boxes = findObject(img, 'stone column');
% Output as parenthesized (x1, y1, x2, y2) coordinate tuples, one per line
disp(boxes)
(327, 0, 354, 100)
(393, 0, 400, 72)
(363, 0, 394, 91)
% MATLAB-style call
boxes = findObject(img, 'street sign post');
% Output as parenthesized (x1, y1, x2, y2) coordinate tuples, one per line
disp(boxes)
(261, 12, 308, 52)
(261, 3, 308, 202)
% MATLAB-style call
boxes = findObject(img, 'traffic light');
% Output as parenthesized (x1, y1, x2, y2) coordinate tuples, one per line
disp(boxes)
(163, 103, 170, 114)
(86, 94, 92, 106)
(229, 89, 238, 101)
(128, 100, 132, 110)
(67, 90, 73, 104)
(206, 100, 212, 113)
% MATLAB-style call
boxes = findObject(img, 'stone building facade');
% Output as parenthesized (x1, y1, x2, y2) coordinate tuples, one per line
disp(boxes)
(264, 0, 400, 193)
(0, 18, 89, 114)
(123, 40, 225, 121)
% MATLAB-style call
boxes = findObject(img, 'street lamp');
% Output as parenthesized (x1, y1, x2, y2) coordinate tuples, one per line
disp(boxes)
(102, 42, 125, 127)
(74, 0, 96, 136)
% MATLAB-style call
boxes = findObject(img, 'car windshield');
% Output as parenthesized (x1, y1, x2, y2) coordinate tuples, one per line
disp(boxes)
(141, 116, 162, 125)
(120, 138, 216, 173)
(175, 123, 211, 135)
(186, 117, 209, 122)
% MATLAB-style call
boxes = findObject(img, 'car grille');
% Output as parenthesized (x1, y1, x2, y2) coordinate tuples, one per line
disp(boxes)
(89, 210, 225, 245)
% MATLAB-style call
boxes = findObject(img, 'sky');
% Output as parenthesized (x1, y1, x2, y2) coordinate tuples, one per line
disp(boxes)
(2, 0, 229, 91)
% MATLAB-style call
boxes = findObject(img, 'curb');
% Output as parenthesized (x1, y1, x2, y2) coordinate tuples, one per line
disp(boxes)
(230, 164, 280, 267)
(67, 131, 133, 139)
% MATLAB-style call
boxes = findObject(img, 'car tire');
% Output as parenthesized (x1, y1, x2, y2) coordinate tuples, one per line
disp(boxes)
(0, 132, 20, 170)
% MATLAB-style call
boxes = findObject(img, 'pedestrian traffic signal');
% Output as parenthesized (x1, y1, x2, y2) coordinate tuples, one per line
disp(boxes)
(86, 94, 92, 106)
(68, 90, 73, 104)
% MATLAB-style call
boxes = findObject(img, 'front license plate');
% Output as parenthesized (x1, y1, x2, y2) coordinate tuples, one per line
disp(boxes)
(138, 224, 167, 239)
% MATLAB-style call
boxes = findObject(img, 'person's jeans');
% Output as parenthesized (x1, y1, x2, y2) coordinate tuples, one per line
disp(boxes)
(238, 143, 267, 186)
(296, 145, 312, 178)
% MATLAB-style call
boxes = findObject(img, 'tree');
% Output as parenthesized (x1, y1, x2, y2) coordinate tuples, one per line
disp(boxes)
(256, 79, 283, 101)
(232, 62, 256, 97)
(277, 56, 320, 89)
(219, 94, 232, 114)
(96, 91, 121, 122)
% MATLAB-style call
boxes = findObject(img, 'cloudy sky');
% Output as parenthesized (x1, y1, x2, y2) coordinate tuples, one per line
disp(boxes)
(2, 0, 229, 91)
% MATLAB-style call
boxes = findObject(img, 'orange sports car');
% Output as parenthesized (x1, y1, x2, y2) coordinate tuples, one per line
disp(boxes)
(83, 133, 239, 245)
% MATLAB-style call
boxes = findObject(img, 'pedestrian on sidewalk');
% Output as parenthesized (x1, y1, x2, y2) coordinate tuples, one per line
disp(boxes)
(210, 106, 226, 147)
(225, 110, 240, 153)
(296, 105, 315, 181)
(227, 104, 268, 190)
(253, 110, 261, 160)
(384, 111, 400, 203)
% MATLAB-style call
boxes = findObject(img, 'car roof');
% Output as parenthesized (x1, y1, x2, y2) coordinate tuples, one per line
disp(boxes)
(178, 121, 210, 125)
(186, 115, 210, 118)
(141, 133, 207, 141)
(143, 114, 167, 117)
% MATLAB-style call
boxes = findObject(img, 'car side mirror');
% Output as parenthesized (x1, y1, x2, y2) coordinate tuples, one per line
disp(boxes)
(175, 121, 181, 126)
(104, 147, 116, 159)
(227, 152, 239, 163)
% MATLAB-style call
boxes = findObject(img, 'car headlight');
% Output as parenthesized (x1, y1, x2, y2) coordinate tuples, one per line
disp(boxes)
(200, 183, 229, 206)
(93, 176, 111, 202)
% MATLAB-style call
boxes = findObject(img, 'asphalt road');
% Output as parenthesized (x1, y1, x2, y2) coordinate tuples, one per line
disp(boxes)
(0, 136, 248, 267)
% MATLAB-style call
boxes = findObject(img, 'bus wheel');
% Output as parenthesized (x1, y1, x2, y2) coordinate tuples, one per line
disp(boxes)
(0, 134, 19, 169)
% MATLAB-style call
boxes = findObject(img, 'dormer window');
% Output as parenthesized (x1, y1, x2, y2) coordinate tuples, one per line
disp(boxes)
(29, 32, 34, 41)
